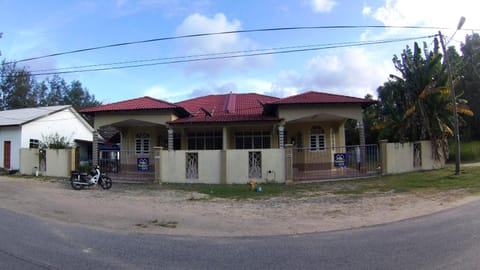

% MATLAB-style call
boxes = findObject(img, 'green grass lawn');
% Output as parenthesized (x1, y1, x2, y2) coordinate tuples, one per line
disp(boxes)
(144, 165, 480, 199)
(449, 140, 480, 163)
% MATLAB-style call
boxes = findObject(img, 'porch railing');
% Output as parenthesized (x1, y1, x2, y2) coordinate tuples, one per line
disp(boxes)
(292, 144, 380, 181)
(98, 150, 155, 173)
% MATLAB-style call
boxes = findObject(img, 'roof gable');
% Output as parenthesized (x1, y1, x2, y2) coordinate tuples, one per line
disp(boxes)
(269, 91, 373, 105)
(80, 96, 181, 113)
(0, 105, 71, 126)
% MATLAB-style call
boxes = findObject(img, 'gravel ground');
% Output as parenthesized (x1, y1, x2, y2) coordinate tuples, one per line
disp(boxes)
(0, 175, 478, 237)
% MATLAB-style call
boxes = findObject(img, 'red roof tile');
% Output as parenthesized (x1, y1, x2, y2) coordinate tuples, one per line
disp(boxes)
(268, 91, 373, 105)
(80, 96, 181, 113)
(80, 91, 374, 124)
(171, 114, 279, 124)
(171, 93, 281, 124)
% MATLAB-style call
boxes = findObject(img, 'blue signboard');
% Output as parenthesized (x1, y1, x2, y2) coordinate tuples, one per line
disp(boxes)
(333, 153, 346, 167)
(137, 158, 150, 171)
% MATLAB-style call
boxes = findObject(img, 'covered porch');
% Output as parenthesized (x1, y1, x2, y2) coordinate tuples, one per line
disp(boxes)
(94, 119, 172, 182)
(276, 103, 377, 182)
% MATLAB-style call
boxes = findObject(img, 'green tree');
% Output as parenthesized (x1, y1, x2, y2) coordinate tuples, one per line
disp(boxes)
(460, 33, 480, 140)
(64, 80, 101, 110)
(46, 75, 68, 106)
(41, 132, 71, 149)
(0, 61, 36, 110)
(375, 39, 472, 159)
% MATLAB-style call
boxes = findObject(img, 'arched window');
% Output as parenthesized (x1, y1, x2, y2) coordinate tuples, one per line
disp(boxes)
(310, 126, 325, 151)
(135, 132, 150, 154)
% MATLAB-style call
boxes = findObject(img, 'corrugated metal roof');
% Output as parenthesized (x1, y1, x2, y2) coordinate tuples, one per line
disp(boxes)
(0, 105, 71, 126)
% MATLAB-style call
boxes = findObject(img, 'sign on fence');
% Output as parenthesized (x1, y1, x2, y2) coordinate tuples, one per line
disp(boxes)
(333, 153, 346, 167)
(137, 158, 149, 171)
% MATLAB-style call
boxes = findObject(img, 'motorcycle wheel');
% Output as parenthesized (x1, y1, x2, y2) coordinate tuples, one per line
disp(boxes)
(100, 176, 112, 190)
(71, 180, 84, 190)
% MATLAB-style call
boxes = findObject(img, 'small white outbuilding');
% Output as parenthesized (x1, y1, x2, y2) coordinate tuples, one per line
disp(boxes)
(0, 105, 94, 171)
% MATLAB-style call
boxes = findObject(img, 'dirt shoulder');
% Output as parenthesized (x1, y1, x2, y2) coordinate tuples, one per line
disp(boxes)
(0, 176, 478, 237)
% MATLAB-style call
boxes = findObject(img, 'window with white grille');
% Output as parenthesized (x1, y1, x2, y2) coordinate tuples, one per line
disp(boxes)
(186, 152, 199, 179)
(310, 126, 325, 151)
(135, 132, 150, 154)
(248, 151, 262, 179)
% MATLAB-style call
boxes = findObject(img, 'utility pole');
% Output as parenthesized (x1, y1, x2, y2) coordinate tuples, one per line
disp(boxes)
(438, 16, 465, 175)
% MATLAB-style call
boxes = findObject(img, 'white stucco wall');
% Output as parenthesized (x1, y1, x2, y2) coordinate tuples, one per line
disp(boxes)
(21, 107, 93, 148)
(0, 126, 22, 169)
(19, 148, 40, 175)
(278, 104, 363, 122)
(157, 149, 285, 184)
(225, 149, 285, 184)
(46, 149, 73, 177)
(159, 150, 222, 184)
(380, 140, 445, 175)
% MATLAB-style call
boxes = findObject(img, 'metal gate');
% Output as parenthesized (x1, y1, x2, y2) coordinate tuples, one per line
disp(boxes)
(292, 144, 380, 181)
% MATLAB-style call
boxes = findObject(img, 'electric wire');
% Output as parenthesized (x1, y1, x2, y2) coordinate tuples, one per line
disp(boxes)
(5, 25, 455, 65)
(27, 34, 437, 76)
(30, 35, 433, 73)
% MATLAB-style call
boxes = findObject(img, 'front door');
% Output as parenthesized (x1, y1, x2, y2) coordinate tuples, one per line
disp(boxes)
(3, 141, 11, 169)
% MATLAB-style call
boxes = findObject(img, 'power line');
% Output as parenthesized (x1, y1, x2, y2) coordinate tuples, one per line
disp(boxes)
(26, 34, 437, 76)
(29, 37, 425, 73)
(5, 25, 454, 64)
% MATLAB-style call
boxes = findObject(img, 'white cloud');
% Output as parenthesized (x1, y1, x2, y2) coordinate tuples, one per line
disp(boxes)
(366, 0, 477, 41)
(143, 85, 188, 101)
(310, 0, 336, 13)
(270, 48, 395, 98)
(175, 13, 271, 74)
(176, 13, 242, 52)
(362, 6, 372, 16)
(185, 78, 274, 99)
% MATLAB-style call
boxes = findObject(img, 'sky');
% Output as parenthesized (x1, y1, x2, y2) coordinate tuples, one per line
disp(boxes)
(0, 0, 478, 104)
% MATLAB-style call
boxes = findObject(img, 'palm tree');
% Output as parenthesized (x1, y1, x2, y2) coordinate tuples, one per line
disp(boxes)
(375, 39, 472, 160)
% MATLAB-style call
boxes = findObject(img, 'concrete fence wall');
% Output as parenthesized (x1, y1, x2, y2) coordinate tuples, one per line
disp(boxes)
(20, 148, 75, 178)
(379, 140, 445, 175)
(156, 148, 285, 184)
(19, 148, 40, 175)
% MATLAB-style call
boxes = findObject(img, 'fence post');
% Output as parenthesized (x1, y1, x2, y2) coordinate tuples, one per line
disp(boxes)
(278, 126, 285, 149)
(92, 130, 99, 166)
(154, 146, 162, 184)
(379, 140, 388, 175)
(285, 144, 293, 185)
(358, 121, 367, 174)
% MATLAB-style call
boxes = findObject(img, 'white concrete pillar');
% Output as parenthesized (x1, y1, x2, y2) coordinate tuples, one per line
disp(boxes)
(278, 126, 285, 149)
(222, 127, 228, 150)
(92, 130, 99, 166)
(167, 128, 174, 151)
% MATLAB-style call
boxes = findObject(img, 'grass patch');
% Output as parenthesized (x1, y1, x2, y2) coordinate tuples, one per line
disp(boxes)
(159, 182, 291, 199)
(158, 165, 480, 198)
(8, 165, 480, 199)
(449, 140, 480, 163)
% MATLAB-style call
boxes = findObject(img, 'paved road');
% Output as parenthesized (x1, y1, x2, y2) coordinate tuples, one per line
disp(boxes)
(1, 200, 480, 270)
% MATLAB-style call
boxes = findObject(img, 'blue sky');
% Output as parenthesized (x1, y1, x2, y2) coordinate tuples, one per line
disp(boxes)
(0, 0, 477, 104)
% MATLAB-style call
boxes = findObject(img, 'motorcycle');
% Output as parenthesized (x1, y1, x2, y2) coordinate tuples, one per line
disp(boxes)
(71, 165, 112, 190)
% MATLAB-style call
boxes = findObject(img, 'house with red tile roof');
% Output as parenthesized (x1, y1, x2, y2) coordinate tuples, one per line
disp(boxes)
(81, 91, 376, 183)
